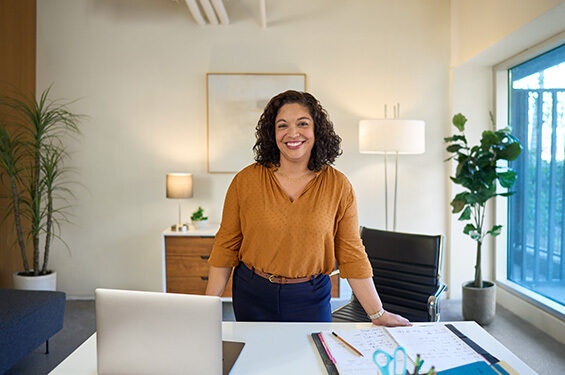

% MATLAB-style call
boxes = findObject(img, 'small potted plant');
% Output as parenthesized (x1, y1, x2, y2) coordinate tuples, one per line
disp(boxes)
(190, 206, 208, 230)
(445, 113, 521, 325)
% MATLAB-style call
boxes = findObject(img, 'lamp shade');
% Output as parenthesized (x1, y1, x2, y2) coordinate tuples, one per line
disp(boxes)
(166, 173, 193, 199)
(359, 119, 425, 154)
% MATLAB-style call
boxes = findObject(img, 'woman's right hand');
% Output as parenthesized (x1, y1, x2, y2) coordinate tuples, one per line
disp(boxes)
(371, 311, 411, 327)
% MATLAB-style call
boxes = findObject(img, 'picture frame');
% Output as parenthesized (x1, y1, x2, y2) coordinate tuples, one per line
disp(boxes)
(206, 73, 307, 173)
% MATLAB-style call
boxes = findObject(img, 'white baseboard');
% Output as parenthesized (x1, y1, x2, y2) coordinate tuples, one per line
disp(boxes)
(65, 295, 95, 301)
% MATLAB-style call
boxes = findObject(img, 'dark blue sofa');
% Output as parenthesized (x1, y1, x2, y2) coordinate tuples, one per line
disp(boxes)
(0, 288, 65, 373)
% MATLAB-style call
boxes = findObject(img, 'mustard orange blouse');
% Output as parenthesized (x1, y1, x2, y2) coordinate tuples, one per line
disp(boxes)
(208, 163, 373, 279)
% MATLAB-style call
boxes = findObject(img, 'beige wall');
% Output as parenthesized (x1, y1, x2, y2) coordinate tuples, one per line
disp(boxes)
(450, 0, 564, 66)
(37, 0, 450, 298)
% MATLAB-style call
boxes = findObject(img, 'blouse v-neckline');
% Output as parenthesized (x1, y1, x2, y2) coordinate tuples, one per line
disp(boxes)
(269, 166, 322, 203)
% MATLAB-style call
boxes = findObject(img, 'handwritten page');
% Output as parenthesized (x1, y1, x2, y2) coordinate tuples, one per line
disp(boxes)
(320, 325, 489, 374)
(386, 325, 487, 372)
(320, 329, 400, 375)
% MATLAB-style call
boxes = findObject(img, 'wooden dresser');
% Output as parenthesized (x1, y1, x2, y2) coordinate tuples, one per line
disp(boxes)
(162, 227, 340, 299)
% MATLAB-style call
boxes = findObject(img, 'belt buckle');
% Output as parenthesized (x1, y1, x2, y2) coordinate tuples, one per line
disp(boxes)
(268, 274, 277, 283)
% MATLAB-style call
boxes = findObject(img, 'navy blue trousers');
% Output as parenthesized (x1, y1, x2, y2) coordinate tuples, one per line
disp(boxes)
(232, 263, 332, 322)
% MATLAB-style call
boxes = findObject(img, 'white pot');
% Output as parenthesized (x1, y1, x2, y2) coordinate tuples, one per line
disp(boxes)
(192, 219, 209, 230)
(13, 270, 57, 291)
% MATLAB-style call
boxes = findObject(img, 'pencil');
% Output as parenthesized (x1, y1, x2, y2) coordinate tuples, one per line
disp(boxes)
(331, 331, 364, 357)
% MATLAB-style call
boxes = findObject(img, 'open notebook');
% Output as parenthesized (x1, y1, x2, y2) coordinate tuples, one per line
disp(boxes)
(312, 324, 491, 375)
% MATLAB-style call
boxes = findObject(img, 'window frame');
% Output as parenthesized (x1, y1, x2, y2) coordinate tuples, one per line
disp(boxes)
(493, 31, 565, 320)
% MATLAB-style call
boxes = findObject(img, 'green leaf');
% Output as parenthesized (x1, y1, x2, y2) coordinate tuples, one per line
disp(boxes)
(496, 127, 511, 135)
(451, 196, 466, 214)
(498, 142, 522, 161)
(458, 206, 471, 221)
(498, 191, 514, 197)
(481, 130, 498, 146)
(446, 144, 463, 153)
(464, 223, 482, 241)
(470, 231, 482, 241)
(452, 113, 467, 132)
(487, 225, 502, 237)
(463, 224, 476, 235)
(465, 193, 479, 205)
(498, 171, 517, 188)
(445, 134, 467, 144)
(454, 163, 463, 179)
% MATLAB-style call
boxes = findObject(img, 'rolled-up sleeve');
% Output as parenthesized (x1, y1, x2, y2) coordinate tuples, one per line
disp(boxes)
(334, 182, 373, 279)
(208, 176, 242, 267)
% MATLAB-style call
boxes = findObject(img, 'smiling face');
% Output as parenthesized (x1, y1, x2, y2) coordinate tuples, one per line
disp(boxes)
(274, 103, 315, 167)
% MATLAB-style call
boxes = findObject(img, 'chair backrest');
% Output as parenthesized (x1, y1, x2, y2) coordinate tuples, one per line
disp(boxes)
(360, 227, 444, 322)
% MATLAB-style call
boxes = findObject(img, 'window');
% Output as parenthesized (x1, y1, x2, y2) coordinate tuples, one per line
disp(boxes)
(507, 43, 565, 308)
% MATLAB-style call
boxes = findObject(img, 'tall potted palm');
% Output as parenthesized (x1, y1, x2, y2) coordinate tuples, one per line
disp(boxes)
(445, 113, 521, 325)
(0, 87, 82, 290)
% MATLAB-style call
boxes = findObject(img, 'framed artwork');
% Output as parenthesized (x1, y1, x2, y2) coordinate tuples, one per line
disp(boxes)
(206, 73, 307, 173)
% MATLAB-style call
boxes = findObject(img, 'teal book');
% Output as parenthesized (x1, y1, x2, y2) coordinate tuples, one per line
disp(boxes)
(437, 361, 506, 375)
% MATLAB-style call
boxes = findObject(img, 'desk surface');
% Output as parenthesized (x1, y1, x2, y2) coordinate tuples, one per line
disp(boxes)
(49, 321, 537, 375)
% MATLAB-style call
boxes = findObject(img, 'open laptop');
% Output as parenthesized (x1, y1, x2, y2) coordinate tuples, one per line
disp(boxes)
(95, 288, 242, 375)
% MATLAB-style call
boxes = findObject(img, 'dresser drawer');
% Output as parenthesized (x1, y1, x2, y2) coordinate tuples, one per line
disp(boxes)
(167, 275, 233, 297)
(165, 236, 215, 256)
(166, 254, 210, 277)
(164, 234, 232, 296)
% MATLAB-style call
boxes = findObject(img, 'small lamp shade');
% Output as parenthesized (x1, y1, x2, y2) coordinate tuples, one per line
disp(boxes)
(359, 119, 425, 154)
(166, 173, 193, 199)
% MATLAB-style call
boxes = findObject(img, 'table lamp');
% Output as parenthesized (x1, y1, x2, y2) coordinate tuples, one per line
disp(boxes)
(359, 116, 425, 231)
(166, 173, 193, 231)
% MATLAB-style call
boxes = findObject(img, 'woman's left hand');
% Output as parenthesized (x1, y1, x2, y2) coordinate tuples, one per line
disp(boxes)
(371, 311, 411, 327)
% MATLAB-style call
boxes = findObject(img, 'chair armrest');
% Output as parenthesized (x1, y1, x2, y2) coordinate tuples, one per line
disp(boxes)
(427, 283, 448, 322)
(433, 283, 448, 298)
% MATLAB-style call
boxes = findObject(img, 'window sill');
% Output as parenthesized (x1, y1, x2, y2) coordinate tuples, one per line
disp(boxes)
(496, 279, 565, 321)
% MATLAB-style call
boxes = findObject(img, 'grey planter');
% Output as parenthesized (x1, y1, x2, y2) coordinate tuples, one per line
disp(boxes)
(462, 281, 496, 325)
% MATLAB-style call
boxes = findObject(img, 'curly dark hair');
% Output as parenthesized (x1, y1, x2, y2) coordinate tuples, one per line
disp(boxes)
(253, 90, 342, 171)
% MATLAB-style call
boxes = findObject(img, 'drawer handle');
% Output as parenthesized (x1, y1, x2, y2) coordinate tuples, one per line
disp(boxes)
(201, 276, 209, 281)
(200, 255, 210, 260)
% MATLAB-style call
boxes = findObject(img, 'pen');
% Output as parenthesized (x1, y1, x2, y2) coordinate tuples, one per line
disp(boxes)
(413, 354, 421, 375)
(426, 366, 436, 375)
(331, 332, 364, 357)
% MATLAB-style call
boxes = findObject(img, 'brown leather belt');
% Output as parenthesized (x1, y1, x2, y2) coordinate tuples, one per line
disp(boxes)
(245, 263, 319, 284)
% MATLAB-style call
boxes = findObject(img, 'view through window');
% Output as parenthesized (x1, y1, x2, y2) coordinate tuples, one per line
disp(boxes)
(508, 43, 565, 308)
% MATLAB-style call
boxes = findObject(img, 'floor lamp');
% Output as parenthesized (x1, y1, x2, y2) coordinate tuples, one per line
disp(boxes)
(359, 119, 425, 231)
(166, 173, 193, 231)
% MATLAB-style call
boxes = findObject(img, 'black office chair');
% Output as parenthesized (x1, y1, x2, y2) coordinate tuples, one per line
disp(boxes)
(332, 227, 447, 322)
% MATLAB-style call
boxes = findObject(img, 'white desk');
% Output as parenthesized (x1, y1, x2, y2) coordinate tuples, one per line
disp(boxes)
(50, 321, 537, 375)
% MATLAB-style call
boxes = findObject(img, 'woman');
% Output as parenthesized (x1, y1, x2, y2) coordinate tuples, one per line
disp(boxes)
(206, 90, 409, 326)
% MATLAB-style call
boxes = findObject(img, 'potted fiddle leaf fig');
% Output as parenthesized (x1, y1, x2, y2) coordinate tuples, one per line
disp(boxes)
(190, 206, 208, 230)
(0, 86, 82, 290)
(445, 113, 521, 325)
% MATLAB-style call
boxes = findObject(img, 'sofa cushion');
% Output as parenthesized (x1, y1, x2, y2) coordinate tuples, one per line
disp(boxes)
(0, 288, 65, 373)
